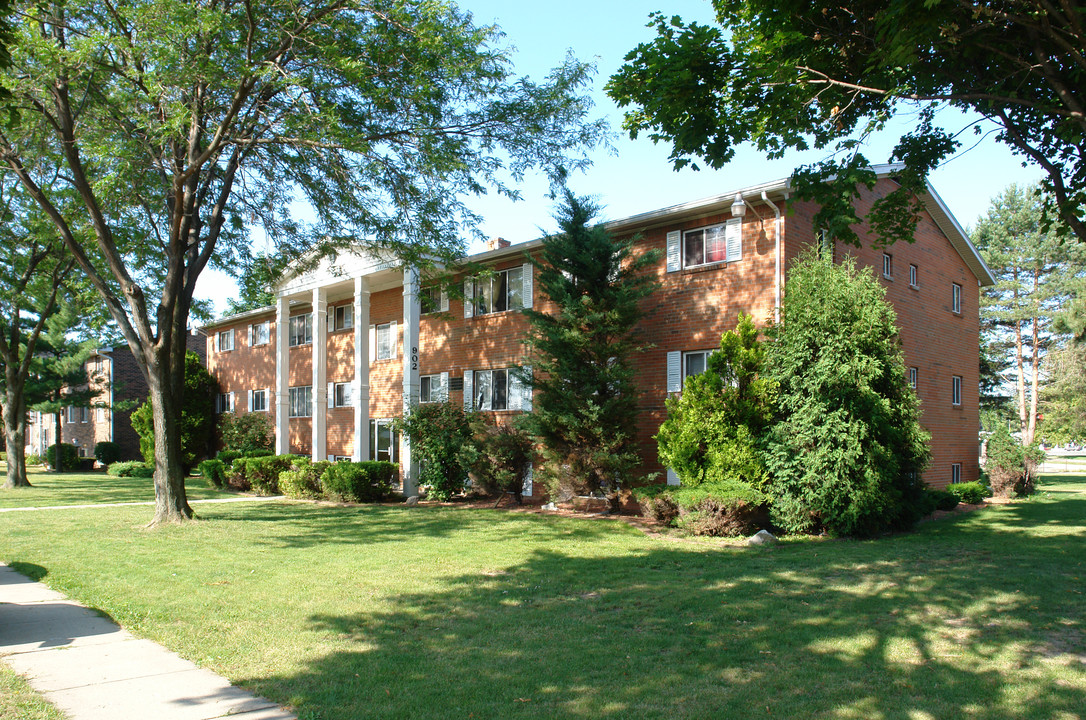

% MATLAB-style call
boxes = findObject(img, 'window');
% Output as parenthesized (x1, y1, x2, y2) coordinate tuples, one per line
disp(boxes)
(66, 406, 89, 423)
(420, 374, 445, 403)
(376, 322, 394, 360)
(882, 253, 893, 279)
(909, 367, 918, 390)
(333, 382, 353, 408)
(470, 267, 523, 315)
(909, 264, 918, 287)
(97, 406, 107, 422)
(216, 329, 234, 352)
(952, 375, 962, 406)
(289, 386, 312, 417)
(682, 219, 742, 268)
(251, 389, 268, 412)
(421, 286, 445, 314)
(683, 350, 711, 387)
(369, 419, 398, 463)
(288, 314, 312, 346)
(952, 283, 962, 314)
(250, 321, 270, 347)
(474, 368, 509, 411)
(951, 463, 962, 484)
(215, 393, 235, 414)
(333, 304, 354, 331)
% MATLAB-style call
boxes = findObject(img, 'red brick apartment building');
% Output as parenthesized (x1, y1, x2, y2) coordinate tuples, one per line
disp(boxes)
(26, 331, 207, 463)
(203, 166, 994, 496)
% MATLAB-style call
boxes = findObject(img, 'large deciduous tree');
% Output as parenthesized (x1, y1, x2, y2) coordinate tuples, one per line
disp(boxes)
(608, 1, 1086, 246)
(0, 0, 604, 523)
(972, 185, 1085, 446)
(521, 191, 659, 508)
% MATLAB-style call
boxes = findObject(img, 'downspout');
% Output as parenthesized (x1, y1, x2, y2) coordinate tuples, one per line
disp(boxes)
(761, 191, 784, 324)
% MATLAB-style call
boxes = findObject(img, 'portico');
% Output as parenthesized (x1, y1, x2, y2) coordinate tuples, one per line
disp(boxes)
(273, 250, 422, 495)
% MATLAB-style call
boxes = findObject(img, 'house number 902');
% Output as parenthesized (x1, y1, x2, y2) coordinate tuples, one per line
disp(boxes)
(411, 346, 419, 371)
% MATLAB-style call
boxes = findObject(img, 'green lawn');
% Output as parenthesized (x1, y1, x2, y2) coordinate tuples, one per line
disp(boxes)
(0, 664, 65, 720)
(1, 476, 1084, 719)
(0, 464, 240, 508)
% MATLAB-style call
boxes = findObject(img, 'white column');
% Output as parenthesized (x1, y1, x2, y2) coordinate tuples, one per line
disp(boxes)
(312, 286, 328, 461)
(400, 266, 421, 495)
(275, 295, 290, 455)
(353, 276, 371, 462)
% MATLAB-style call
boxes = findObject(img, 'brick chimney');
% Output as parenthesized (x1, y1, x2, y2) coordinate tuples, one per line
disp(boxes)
(485, 237, 511, 251)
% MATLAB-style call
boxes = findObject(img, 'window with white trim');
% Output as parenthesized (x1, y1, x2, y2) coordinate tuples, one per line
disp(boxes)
(251, 389, 268, 412)
(909, 264, 918, 288)
(216, 329, 234, 352)
(369, 419, 398, 463)
(421, 286, 448, 314)
(681, 219, 742, 269)
(376, 322, 394, 360)
(66, 406, 90, 423)
(420, 374, 445, 403)
(474, 368, 509, 411)
(333, 382, 353, 408)
(333, 304, 354, 331)
(683, 350, 712, 384)
(289, 386, 312, 417)
(469, 267, 524, 315)
(909, 367, 918, 390)
(250, 321, 270, 347)
(952, 375, 962, 406)
(215, 392, 235, 414)
(882, 253, 893, 279)
(288, 314, 312, 346)
(952, 283, 962, 314)
(951, 463, 962, 484)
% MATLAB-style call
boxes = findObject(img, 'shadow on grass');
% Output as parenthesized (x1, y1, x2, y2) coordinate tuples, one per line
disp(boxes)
(235, 488, 1086, 719)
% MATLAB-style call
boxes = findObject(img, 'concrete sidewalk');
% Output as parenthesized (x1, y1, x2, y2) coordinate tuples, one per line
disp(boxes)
(0, 563, 296, 720)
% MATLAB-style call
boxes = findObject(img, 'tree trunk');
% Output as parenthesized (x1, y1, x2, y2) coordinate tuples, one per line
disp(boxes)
(146, 345, 192, 525)
(2, 377, 30, 488)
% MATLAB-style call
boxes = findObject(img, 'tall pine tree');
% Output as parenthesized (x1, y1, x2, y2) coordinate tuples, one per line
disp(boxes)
(521, 191, 659, 507)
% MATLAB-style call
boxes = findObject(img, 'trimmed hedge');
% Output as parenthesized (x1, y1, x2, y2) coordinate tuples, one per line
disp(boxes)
(46, 443, 79, 471)
(228, 455, 294, 495)
(948, 481, 989, 505)
(320, 461, 397, 503)
(197, 459, 227, 489)
(279, 459, 331, 499)
(93, 441, 122, 466)
(927, 488, 960, 512)
(634, 482, 770, 537)
(217, 450, 243, 467)
(107, 461, 155, 478)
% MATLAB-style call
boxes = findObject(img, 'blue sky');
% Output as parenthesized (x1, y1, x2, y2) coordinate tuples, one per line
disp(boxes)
(195, 0, 1043, 316)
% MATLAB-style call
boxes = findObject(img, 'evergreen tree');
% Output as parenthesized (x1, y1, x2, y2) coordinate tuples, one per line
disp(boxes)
(764, 250, 930, 538)
(657, 314, 774, 491)
(972, 184, 1086, 446)
(521, 190, 660, 507)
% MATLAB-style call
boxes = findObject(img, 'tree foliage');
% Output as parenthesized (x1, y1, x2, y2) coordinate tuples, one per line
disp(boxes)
(217, 411, 274, 455)
(223, 252, 293, 317)
(972, 184, 1086, 445)
(0, 0, 604, 523)
(395, 401, 481, 501)
(763, 251, 930, 537)
(607, 1, 1086, 245)
(656, 313, 774, 492)
(131, 352, 216, 472)
(1039, 342, 1086, 444)
(521, 190, 660, 505)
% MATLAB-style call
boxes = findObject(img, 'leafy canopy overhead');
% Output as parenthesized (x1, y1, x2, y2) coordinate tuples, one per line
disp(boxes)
(607, 1, 1086, 246)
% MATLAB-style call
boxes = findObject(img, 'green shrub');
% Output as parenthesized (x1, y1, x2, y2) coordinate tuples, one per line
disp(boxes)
(948, 481, 989, 505)
(26, 454, 42, 466)
(107, 461, 154, 478)
(246, 449, 274, 459)
(217, 450, 243, 466)
(279, 458, 331, 499)
(77, 458, 96, 472)
(396, 403, 480, 501)
(927, 488, 960, 512)
(228, 455, 294, 495)
(93, 441, 122, 466)
(633, 484, 681, 525)
(986, 424, 1044, 497)
(320, 461, 397, 503)
(668, 483, 770, 537)
(46, 443, 79, 471)
(197, 459, 227, 489)
(218, 412, 274, 455)
(470, 424, 533, 499)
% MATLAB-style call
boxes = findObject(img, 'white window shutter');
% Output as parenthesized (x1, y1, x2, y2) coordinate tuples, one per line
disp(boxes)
(463, 279, 474, 318)
(463, 370, 473, 411)
(439, 371, 449, 402)
(369, 325, 376, 363)
(666, 231, 681, 272)
(266, 388, 272, 411)
(725, 218, 742, 262)
(522, 263, 533, 309)
(440, 290, 449, 312)
(328, 382, 334, 408)
(509, 368, 522, 411)
(520, 365, 533, 411)
(248, 325, 254, 347)
(666, 468, 680, 486)
(214, 333, 220, 352)
(247, 390, 253, 412)
(524, 464, 533, 497)
(666, 351, 682, 393)
(390, 321, 398, 358)
(229, 392, 235, 412)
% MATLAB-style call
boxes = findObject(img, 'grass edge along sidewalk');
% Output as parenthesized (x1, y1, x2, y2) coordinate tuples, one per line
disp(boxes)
(1, 475, 1084, 719)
